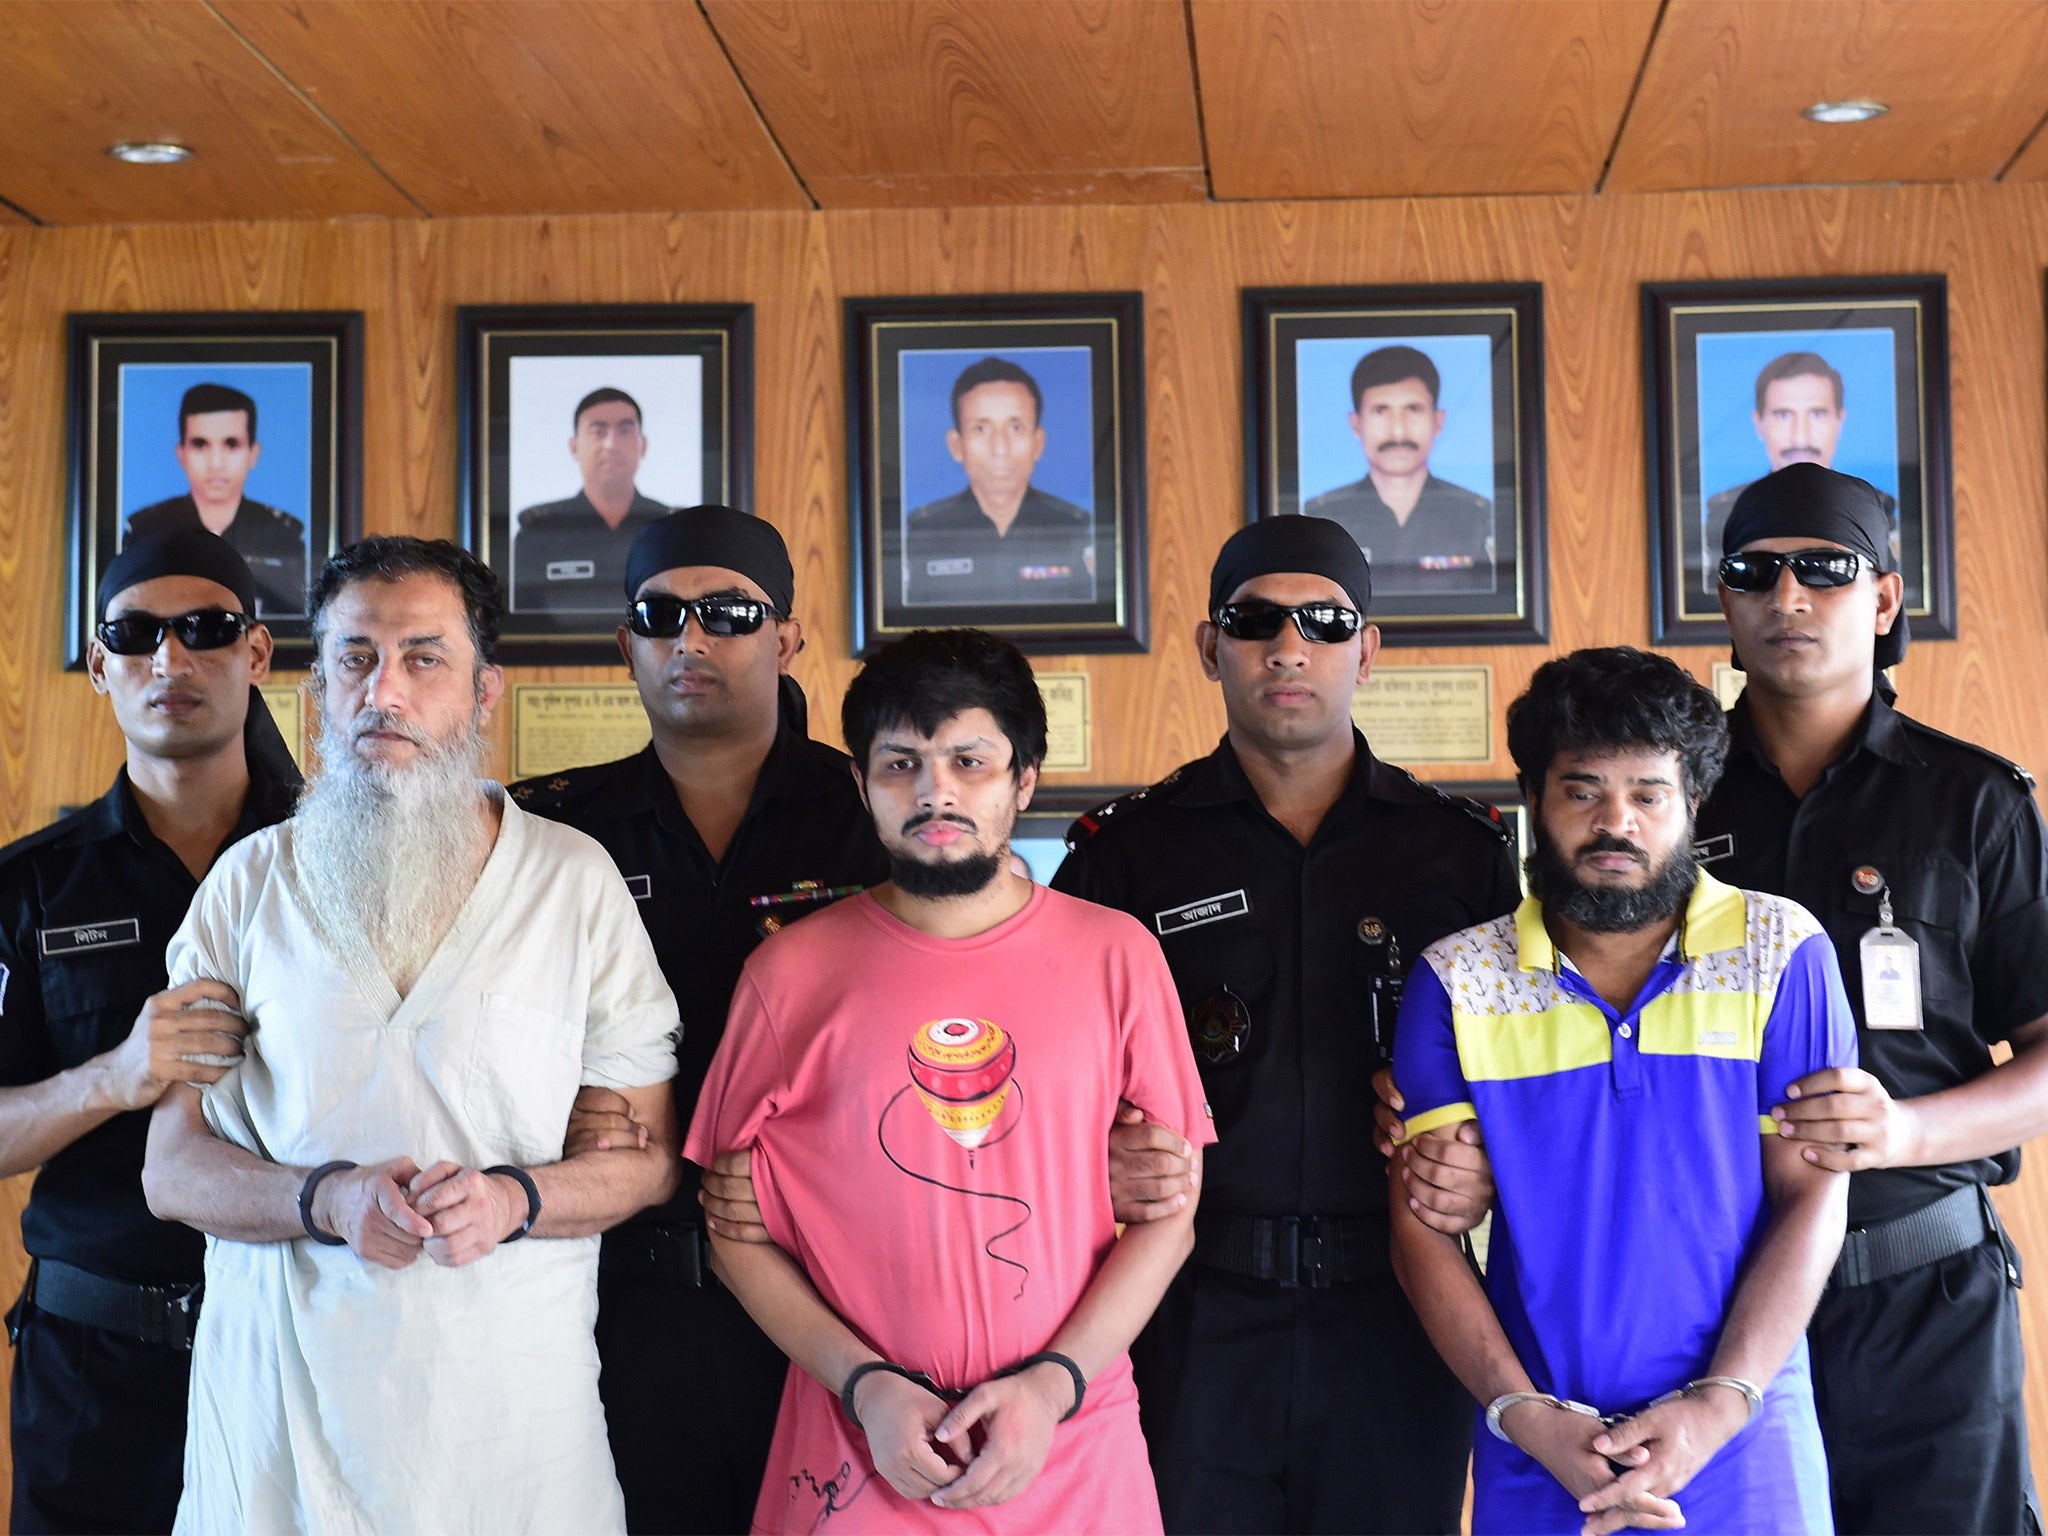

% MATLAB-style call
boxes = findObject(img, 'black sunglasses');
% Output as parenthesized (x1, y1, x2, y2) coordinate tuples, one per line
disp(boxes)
(96, 608, 254, 656)
(1212, 600, 1364, 645)
(627, 594, 784, 639)
(1717, 549, 1865, 593)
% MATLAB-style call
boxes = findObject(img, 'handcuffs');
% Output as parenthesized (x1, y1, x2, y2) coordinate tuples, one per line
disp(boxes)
(1486, 1376, 1763, 1445)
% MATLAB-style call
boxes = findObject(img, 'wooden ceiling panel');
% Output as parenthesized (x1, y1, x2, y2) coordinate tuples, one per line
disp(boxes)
(0, 0, 416, 225)
(213, 0, 806, 215)
(703, 0, 1207, 207)
(1193, 0, 1660, 200)
(1608, 0, 2048, 192)
(2001, 116, 2048, 182)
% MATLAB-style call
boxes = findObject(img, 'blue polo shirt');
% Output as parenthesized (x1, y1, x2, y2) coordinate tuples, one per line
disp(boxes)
(1394, 872, 1855, 1535)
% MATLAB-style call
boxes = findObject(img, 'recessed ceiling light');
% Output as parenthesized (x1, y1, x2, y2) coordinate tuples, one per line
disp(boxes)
(108, 141, 194, 165)
(1803, 100, 1888, 125)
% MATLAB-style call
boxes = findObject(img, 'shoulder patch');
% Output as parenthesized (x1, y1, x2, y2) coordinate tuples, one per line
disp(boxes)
(1392, 767, 1514, 845)
(1064, 767, 1188, 849)
(1898, 717, 2038, 793)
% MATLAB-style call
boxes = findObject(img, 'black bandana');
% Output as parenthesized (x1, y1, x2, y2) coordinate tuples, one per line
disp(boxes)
(1208, 515, 1373, 616)
(97, 529, 257, 622)
(1722, 463, 1907, 670)
(624, 505, 795, 613)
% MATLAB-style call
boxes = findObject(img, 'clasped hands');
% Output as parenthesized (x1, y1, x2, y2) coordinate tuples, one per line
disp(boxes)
(852, 1359, 1076, 1509)
(307, 1158, 529, 1270)
(1502, 1384, 1753, 1534)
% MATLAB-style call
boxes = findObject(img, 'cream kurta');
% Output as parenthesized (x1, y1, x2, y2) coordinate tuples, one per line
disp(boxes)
(166, 792, 678, 1536)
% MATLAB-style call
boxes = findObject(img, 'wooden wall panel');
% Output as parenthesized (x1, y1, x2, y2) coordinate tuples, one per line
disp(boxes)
(6, 182, 2048, 1501)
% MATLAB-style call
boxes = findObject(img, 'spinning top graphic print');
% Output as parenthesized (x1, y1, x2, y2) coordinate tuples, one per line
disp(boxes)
(906, 1018, 1016, 1149)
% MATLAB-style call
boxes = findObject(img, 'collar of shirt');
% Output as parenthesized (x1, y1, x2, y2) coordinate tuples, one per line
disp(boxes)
(1512, 870, 1748, 990)
(625, 724, 825, 837)
(1728, 688, 1924, 787)
(1178, 729, 1401, 817)
(103, 753, 299, 874)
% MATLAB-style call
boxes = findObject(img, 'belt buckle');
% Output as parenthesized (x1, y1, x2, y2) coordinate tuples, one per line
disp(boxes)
(1299, 1220, 1331, 1290)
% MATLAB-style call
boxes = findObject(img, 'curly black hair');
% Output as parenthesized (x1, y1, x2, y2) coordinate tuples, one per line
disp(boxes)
(1506, 646, 1729, 803)
(842, 628, 1048, 779)
(309, 536, 504, 669)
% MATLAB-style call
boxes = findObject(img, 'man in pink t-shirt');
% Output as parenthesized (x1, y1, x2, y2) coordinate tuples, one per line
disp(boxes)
(688, 628, 1214, 1534)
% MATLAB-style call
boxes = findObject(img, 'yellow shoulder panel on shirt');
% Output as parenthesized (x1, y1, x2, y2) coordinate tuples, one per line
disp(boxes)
(1454, 1002, 1611, 1082)
(1636, 991, 1765, 1062)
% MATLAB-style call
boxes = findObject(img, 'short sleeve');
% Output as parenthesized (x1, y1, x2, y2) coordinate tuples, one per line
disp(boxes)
(1759, 932, 1859, 1124)
(1391, 959, 1475, 1138)
(682, 969, 789, 1171)
(1115, 935, 1216, 1148)
(576, 868, 679, 1091)
(1970, 795, 2048, 1040)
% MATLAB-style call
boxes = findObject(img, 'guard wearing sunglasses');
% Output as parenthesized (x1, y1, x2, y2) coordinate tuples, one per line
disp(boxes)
(512, 506, 888, 1536)
(1051, 516, 1521, 1534)
(1702, 463, 2048, 1533)
(0, 531, 299, 1533)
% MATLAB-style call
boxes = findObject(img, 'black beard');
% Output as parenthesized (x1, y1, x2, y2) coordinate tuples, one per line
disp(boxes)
(1526, 826, 1698, 934)
(890, 847, 1004, 899)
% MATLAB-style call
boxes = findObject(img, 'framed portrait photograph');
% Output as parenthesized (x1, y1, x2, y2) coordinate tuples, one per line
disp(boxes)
(1642, 275, 1954, 645)
(846, 292, 1146, 655)
(457, 303, 753, 665)
(1243, 284, 1548, 647)
(65, 310, 363, 667)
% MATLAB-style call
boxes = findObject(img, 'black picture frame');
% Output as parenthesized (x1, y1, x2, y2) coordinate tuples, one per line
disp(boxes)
(457, 303, 753, 666)
(846, 292, 1147, 656)
(1642, 275, 1954, 645)
(1243, 284, 1548, 646)
(65, 310, 363, 668)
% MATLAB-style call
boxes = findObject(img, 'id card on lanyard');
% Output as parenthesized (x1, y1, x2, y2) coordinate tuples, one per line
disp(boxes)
(1860, 886, 1924, 1031)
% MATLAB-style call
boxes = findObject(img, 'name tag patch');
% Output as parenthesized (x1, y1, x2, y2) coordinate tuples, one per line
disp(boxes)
(546, 559, 596, 582)
(926, 558, 974, 577)
(1155, 889, 1250, 936)
(1693, 833, 1735, 864)
(622, 874, 652, 901)
(39, 919, 141, 957)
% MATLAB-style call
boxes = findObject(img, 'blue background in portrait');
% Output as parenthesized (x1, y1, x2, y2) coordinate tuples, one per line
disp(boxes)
(1295, 334, 1495, 503)
(898, 347, 1096, 515)
(1696, 329, 1898, 498)
(116, 362, 314, 538)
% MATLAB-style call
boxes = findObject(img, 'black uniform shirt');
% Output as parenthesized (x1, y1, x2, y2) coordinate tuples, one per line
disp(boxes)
(511, 490, 671, 616)
(1051, 733, 1520, 1218)
(1697, 692, 2048, 1226)
(0, 762, 300, 1283)
(126, 496, 309, 619)
(512, 731, 888, 1226)
(1302, 474, 1495, 596)
(902, 486, 1096, 607)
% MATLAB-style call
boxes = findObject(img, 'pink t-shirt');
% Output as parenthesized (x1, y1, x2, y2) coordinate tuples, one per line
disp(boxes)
(686, 884, 1215, 1535)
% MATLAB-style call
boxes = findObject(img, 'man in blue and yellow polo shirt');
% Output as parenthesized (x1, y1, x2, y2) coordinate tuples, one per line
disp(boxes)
(1391, 647, 1856, 1536)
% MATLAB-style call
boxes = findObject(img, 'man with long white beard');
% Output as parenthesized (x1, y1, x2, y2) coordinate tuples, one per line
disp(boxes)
(141, 536, 682, 1534)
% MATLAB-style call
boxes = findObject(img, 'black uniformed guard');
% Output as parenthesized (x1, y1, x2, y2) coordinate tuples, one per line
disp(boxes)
(902, 357, 1096, 608)
(1051, 516, 1521, 1533)
(1702, 463, 2048, 1533)
(0, 531, 300, 1533)
(1303, 345, 1495, 597)
(512, 506, 888, 1535)
(126, 383, 309, 620)
(512, 387, 670, 616)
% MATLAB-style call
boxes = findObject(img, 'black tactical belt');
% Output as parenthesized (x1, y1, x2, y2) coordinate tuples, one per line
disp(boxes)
(1830, 1184, 1997, 1289)
(599, 1223, 715, 1289)
(25, 1257, 201, 1350)
(1193, 1213, 1389, 1289)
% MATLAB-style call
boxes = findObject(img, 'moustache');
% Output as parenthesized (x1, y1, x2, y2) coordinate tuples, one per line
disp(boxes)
(1576, 833, 1649, 866)
(1374, 440, 1421, 453)
(901, 811, 977, 837)
(351, 709, 429, 747)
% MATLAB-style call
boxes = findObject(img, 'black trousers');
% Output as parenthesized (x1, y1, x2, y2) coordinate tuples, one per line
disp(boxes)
(597, 1269, 789, 1535)
(1131, 1264, 1470, 1535)
(9, 1302, 189, 1535)
(1810, 1232, 2040, 1535)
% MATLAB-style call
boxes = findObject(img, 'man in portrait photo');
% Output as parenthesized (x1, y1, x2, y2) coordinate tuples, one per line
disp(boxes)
(902, 356, 1096, 608)
(1700, 351, 1900, 595)
(1304, 344, 1496, 597)
(126, 382, 309, 619)
(514, 387, 671, 615)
